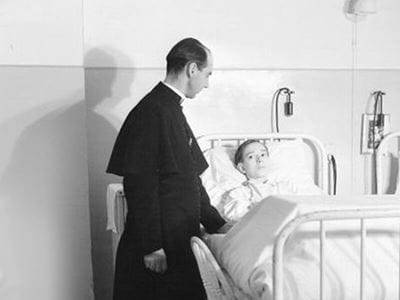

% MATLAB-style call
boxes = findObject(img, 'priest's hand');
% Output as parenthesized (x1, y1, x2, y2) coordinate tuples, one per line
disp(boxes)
(144, 248, 167, 273)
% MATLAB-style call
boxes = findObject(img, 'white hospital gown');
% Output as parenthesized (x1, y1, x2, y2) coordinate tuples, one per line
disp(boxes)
(219, 178, 322, 222)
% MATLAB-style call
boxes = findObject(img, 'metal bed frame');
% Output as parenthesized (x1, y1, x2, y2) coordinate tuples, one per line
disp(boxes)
(197, 133, 331, 195)
(192, 133, 400, 300)
(376, 131, 400, 195)
(273, 208, 400, 300)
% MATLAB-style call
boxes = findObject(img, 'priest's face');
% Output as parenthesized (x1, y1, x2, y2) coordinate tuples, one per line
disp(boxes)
(186, 51, 213, 99)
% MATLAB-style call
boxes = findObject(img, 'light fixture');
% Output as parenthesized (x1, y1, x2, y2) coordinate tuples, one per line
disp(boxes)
(271, 87, 295, 133)
(346, 0, 377, 16)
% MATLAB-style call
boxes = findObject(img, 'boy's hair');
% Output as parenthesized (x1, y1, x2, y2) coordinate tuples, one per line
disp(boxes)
(166, 38, 209, 75)
(234, 139, 264, 166)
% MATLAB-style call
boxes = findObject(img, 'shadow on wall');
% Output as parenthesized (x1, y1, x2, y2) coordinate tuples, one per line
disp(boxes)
(0, 96, 93, 300)
(84, 47, 135, 300)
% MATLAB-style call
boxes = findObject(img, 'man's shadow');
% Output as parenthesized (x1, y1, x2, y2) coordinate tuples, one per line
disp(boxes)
(0, 93, 93, 300)
(84, 47, 136, 299)
(0, 47, 136, 300)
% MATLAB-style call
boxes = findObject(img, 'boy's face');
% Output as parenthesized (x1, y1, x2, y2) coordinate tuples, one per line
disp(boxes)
(237, 142, 269, 179)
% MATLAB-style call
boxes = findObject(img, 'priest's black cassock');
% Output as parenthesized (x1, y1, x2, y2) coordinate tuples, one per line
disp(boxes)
(107, 82, 226, 299)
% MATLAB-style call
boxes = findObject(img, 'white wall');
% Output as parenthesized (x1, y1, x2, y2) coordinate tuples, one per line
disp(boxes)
(84, 0, 352, 69)
(84, 0, 400, 69)
(356, 0, 400, 69)
(0, 67, 93, 300)
(0, 1, 93, 300)
(0, 0, 83, 65)
(1, 1, 399, 300)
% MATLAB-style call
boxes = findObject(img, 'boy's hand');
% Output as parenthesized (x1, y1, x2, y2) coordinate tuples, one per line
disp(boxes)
(144, 248, 167, 273)
(217, 221, 236, 233)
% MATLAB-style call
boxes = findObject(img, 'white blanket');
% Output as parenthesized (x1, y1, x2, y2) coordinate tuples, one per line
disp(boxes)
(209, 195, 400, 300)
(106, 183, 127, 234)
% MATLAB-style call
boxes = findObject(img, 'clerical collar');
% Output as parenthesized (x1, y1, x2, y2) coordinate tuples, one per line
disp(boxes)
(162, 81, 186, 104)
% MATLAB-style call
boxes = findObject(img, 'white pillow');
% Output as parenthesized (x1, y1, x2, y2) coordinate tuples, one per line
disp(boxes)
(201, 139, 319, 207)
(263, 139, 315, 186)
(201, 146, 246, 207)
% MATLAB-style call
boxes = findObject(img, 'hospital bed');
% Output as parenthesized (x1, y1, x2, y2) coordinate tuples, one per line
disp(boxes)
(106, 132, 400, 300)
(191, 133, 400, 300)
(106, 132, 331, 251)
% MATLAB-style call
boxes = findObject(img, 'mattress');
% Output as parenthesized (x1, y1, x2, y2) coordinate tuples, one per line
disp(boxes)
(208, 195, 400, 300)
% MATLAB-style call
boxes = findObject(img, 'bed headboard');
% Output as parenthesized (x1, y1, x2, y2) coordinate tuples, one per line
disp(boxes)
(197, 133, 331, 195)
(376, 131, 400, 194)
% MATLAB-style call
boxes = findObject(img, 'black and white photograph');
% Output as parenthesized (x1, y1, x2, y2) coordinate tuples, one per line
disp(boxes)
(1, 0, 400, 299)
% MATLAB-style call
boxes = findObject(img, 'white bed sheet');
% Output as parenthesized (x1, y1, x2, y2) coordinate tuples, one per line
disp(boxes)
(208, 195, 400, 300)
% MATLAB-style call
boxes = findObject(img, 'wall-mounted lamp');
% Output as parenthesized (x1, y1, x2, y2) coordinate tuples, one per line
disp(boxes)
(348, 0, 377, 15)
(344, 0, 377, 21)
(361, 90, 389, 155)
(372, 90, 385, 129)
(271, 87, 295, 133)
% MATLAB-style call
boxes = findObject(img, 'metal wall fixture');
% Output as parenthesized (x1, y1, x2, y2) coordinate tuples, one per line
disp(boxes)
(344, 0, 378, 21)
(271, 87, 295, 133)
(346, 0, 377, 15)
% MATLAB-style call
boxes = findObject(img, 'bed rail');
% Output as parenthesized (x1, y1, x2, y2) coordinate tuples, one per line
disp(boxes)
(197, 133, 330, 194)
(191, 236, 235, 300)
(273, 208, 400, 300)
(376, 131, 400, 194)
